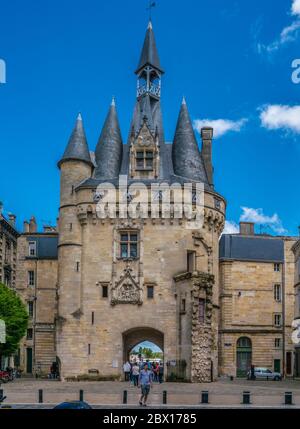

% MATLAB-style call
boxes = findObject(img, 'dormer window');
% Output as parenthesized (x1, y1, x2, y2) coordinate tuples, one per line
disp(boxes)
(136, 150, 154, 171)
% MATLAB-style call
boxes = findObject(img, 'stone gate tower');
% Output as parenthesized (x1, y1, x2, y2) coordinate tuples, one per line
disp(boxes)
(56, 22, 225, 382)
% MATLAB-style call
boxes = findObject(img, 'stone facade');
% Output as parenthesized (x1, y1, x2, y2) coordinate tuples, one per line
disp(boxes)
(56, 191, 225, 382)
(292, 239, 300, 376)
(0, 211, 19, 369)
(0, 212, 18, 290)
(15, 229, 58, 376)
(219, 227, 297, 378)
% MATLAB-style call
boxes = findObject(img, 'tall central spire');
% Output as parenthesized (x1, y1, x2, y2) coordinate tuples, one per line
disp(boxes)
(136, 21, 163, 75)
(135, 22, 163, 101)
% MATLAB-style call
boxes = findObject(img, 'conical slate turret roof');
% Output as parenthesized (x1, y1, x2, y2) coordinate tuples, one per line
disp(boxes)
(58, 114, 92, 168)
(136, 21, 163, 74)
(95, 99, 123, 179)
(172, 98, 209, 183)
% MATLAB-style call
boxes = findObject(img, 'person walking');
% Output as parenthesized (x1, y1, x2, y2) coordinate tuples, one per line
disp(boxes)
(139, 363, 153, 406)
(158, 362, 164, 384)
(132, 361, 140, 387)
(123, 361, 131, 382)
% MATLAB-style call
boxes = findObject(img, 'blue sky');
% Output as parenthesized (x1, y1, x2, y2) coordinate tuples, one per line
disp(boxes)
(0, 0, 299, 235)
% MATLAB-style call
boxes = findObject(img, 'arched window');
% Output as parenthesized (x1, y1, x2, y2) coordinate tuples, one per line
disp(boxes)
(237, 337, 252, 349)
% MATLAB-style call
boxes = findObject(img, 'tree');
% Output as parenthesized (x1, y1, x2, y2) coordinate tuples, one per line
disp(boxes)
(0, 283, 28, 356)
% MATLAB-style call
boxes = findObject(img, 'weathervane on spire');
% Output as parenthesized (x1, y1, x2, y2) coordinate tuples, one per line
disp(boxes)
(147, 1, 156, 21)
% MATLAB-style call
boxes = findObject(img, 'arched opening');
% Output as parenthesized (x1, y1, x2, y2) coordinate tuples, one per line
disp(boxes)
(236, 337, 252, 378)
(130, 341, 163, 365)
(123, 327, 164, 365)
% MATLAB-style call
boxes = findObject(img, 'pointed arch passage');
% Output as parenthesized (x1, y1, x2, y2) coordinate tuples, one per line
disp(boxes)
(122, 327, 164, 363)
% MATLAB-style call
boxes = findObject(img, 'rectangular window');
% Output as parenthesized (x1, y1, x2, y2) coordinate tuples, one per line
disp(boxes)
(145, 151, 154, 169)
(181, 298, 186, 313)
(88, 344, 91, 355)
(187, 251, 196, 272)
(199, 299, 205, 324)
(120, 232, 138, 259)
(135, 150, 154, 170)
(28, 302, 34, 318)
(274, 263, 281, 272)
(4, 241, 11, 263)
(91, 312, 95, 325)
(147, 286, 154, 299)
(274, 314, 282, 327)
(27, 329, 33, 340)
(28, 241, 37, 257)
(275, 338, 281, 348)
(102, 285, 108, 298)
(28, 271, 35, 286)
(274, 284, 282, 302)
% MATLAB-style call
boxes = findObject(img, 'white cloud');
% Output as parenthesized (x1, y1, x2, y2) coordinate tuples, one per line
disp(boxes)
(260, 104, 300, 133)
(292, 0, 300, 15)
(223, 208, 287, 236)
(240, 207, 287, 234)
(193, 118, 247, 139)
(223, 221, 240, 235)
(258, 0, 300, 53)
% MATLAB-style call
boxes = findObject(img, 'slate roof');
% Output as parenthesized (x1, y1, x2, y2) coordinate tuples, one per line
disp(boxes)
(58, 114, 92, 168)
(172, 98, 209, 184)
(219, 234, 284, 263)
(136, 21, 163, 74)
(26, 235, 58, 260)
(94, 99, 123, 179)
(75, 23, 214, 192)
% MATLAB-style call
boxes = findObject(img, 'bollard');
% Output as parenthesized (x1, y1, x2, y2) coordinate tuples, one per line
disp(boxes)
(242, 391, 251, 405)
(79, 389, 84, 402)
(38, 389, 43, 404)
(285, 392, 293, 406)
(163, 391, 167, 405)
(0, 389, 3, 400)
(201, 391, 209, 404)
(123, 390, 127, 405)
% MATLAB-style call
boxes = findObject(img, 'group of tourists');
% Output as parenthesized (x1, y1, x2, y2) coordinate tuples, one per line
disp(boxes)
(123, 360, 164, 407)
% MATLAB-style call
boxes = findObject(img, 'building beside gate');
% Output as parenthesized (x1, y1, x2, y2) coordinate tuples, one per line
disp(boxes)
(219, 222, 296, 378)
(292, 239, 300, 376)
(0, 209, 19, 369)
(15, 219, 58, 375)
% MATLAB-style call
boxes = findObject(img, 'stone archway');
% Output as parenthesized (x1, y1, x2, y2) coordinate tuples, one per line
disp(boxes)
(122, 327, 164, 362)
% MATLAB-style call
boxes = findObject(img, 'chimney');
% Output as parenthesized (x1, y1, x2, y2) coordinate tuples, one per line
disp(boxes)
(8, 213, 16, 227)
(201, 128, 214, 187)
(240, 222, 255, 236)
(23, 221, 30, 233)
(29, 216, 37, 233)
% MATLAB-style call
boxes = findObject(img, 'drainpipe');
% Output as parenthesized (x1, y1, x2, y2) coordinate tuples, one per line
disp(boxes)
(282, 261, 286, 378)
